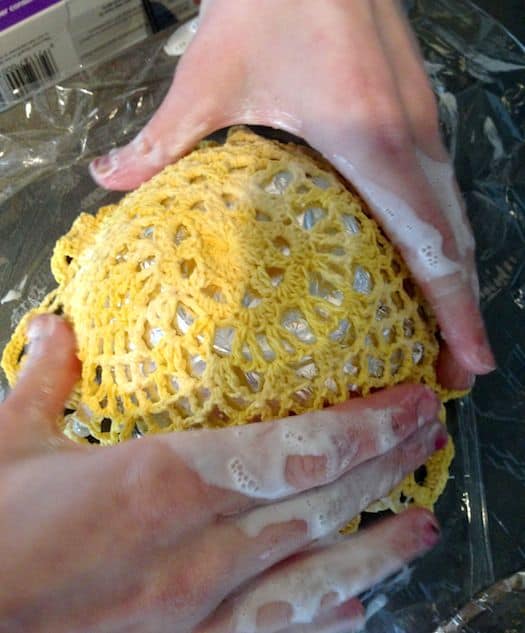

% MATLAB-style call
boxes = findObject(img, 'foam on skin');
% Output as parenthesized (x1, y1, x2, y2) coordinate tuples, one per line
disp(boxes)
(414, 150, 475, 259)
(233, 416, 434, 541)
(332, 154, 463, 283)
(231, 541, 400, 632)
(173, 407, 401, 500)
(163, 17, 199, 57)
(237, 447, 377, 540)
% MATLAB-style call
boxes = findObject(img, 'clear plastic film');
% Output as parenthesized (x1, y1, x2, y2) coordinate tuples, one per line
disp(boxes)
(0, 0, 524, 631)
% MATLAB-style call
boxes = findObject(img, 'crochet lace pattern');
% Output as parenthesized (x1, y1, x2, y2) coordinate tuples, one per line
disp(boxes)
(2, 128, 457, 517)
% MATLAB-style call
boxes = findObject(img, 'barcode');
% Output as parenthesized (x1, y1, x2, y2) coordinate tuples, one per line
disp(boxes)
(1, 47, 59, 100)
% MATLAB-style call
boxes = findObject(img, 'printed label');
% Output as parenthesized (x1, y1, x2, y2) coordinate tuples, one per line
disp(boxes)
(0, 0, 62, 32)
(0, 2, 79, 108)
(67, 0, 149, 66)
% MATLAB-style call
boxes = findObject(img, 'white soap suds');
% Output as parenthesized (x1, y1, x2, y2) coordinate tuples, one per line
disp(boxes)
(415, 149, 475, 257)
(164, 17, 199, 57)
(236, 418, 405, 541)
(238, 465, 365, 540)
(232, 539, 397, 632)
(332, 154, 463, 282)
(174, 406, 400, 501)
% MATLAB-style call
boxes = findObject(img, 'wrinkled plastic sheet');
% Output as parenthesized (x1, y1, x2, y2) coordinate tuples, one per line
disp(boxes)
(0, 0, 524, 631)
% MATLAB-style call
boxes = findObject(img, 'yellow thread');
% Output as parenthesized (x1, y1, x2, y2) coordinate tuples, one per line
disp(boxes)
(2, 128, 462, 518)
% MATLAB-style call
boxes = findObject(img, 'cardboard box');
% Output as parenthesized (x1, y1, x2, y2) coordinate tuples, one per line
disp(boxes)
(68, 0, 149, 66)
(0, 0, 150, 111)
(0, 1, 79, 109)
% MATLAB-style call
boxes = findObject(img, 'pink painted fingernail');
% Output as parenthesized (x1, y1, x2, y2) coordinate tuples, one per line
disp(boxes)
(416, 390, 440, 426)
(89, 149, 119, 180)
(421, 517, 441, 548)
(434, 428, 448, 451)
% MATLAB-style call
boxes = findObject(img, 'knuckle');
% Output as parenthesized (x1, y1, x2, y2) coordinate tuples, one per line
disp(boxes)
(369, 117, 411, 160)
(415, 110, 441, 148)
(411, 90, 441, 144)
(118, 439, 180, 533)
(171, 538, 231, 610)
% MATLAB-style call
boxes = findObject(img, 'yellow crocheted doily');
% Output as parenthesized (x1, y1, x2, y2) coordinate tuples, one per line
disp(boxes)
(2, 127, 457, 518)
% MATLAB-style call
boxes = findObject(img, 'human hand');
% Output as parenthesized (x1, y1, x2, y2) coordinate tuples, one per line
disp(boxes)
(0, 315, 446, 633)
(89, 0, 494, 390)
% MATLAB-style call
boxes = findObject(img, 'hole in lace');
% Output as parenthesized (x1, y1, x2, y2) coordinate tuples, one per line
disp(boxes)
(266, 267, 284, 287)
(139, 360, 157, 377)
(180, 258, 196, 278)
(174, 302, 195, 335)
(390, 349, 404, 375)
(292, 356, 318, 379)
(281, 309, 316, 343)
(376, 302, 390, 320)
(412, 342, 424, 364)
(174, 224, 189, 245)
(403, 278, 416, 298)
(367, 356, 384, 378)
(222, 193, 236, 208)
(232, 366, 263, 392)
(264, 170, 293, 194)
(330, 319, 351, 343)
(189, 354, 206, 377)
(202, 284, 225, 302)
(403, 318, 415, 338)
(144, 326, 164, 348)
(353, 266, 373, 294)
(391, 291, 404, 309)
(255, 209, 271, 222)
(273, 236, 291, 256)
(255, 333, 276, 361)
(342, 214, 361, 234)
(297, 206, 326, 230)
(213, 326, 235, 356)
(138, 256, 156, 271)
(311, 175, 330, 189)
(242, 288, 262, 309)
(343, 356, 359, 376)
(309, 272, 343, 306)
(414, 464, 427, 486)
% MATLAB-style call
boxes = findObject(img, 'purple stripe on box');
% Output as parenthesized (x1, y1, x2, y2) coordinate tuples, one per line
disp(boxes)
(0, 0, 61, 32)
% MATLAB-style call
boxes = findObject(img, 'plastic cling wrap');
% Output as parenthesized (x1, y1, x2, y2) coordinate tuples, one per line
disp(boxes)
(0, 1, 524, 631)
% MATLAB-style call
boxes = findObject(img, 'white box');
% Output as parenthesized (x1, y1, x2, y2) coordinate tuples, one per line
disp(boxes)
(68, 0, 149, 67)
(0, 0, 150, 111)
(0, 1, 79, 109)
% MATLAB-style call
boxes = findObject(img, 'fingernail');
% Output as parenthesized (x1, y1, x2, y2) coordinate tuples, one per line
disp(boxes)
(89, 148, 119, 180)
(416, 390, 440, 427)
(421, 517, 441, 548)
(476, 344, 496, 373)
(27, 315, 57, 358)
(434, 427, 448, 451)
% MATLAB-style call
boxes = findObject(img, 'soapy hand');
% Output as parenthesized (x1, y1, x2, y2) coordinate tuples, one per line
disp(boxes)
(0, 315, 446, 633)
(89, 0, 495, 389)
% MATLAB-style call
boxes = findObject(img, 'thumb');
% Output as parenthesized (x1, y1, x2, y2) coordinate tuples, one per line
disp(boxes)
(0, 315, 81, 457)
(89, 52, 223, 191)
